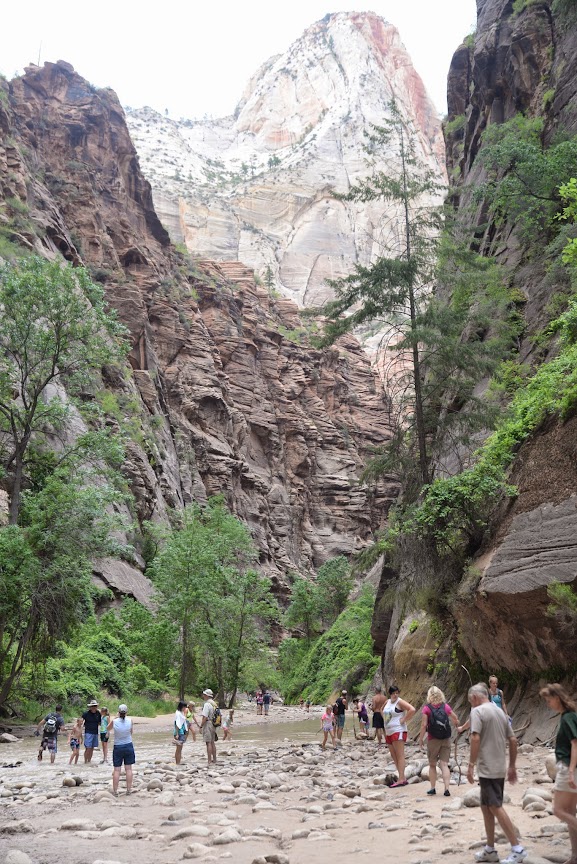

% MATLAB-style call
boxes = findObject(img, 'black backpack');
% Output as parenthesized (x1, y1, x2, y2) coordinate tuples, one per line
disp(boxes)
(427, 703, 451, 739)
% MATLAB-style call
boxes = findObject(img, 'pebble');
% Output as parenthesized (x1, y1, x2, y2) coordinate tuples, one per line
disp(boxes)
(171, 825, 212, 840)
(167, 808, 190, 821)
(59, 819, 97, 831)
(183, 843, 213, 858)
(212, 828, 242, 844)
(0, 821, 35, 835)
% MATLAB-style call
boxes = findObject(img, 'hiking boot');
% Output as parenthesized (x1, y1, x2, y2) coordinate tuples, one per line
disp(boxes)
(427, 788, 436, 795)
(475, 851, 499, 863)
(500, 851, 527, 864)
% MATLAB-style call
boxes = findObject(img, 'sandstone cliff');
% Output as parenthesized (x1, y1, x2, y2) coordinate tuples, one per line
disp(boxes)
(372, 0, 577, 722)
(0, 61, 397, 600)
(125, 12, 445, 317)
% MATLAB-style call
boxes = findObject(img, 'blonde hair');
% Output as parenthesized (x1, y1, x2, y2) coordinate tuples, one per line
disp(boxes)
(427, 686, 445, 704)
(101, 707, 109, 716)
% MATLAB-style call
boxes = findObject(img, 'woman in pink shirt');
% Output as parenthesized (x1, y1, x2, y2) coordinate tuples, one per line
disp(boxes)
(419, 685, 460, 796)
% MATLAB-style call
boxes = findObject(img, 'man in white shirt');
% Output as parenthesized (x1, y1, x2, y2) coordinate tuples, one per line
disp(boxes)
(200, 688, 217, 765)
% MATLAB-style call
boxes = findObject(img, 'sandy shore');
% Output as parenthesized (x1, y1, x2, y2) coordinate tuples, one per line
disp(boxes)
(0, 715, 569, 864)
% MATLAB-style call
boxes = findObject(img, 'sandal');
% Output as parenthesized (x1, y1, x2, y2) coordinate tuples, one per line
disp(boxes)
(390, 780, 408, 788)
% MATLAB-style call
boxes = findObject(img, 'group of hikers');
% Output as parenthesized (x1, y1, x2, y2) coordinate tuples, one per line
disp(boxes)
(34, 675, 577, 863)
(317, 677, 577, 864)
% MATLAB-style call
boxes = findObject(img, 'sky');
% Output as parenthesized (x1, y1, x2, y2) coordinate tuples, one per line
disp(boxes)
(0, 1, 476, 120)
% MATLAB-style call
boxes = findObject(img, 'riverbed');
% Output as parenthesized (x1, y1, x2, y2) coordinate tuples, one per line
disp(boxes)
(0, 709, 569, 864)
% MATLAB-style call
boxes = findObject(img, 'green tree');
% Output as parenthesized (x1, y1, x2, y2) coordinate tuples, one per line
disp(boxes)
(284, 576, 319, 643)
(315, 556, 353, 626)
(0, 469, 125, 710)
(319, 103, 513, 496)
(150, 497, 278, 706)
(0, 256, 127, 523)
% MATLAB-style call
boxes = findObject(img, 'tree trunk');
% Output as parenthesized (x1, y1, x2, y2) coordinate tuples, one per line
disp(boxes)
(179, 614, 188, 702)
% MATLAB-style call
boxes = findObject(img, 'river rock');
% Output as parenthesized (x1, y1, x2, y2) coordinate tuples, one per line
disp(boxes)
(4, 852, 33, 864)
(463, 788, 482, 807)
(59, 819, 97, 831)
(212, 828, 242, 844)
(171, 825, 212, 840)
(0, 733, 20, 743)
(183, 843, 212, 859)
(167, 808, 190, 821)
(158, 791, 175, 806)
(147, 778, 163, 791)
(101, 825, 138, 838)
(546, 754, 557, 780)
(525, 787, 553, 801)
(62, 777, 76, 787)
(0, 821, 35, 835)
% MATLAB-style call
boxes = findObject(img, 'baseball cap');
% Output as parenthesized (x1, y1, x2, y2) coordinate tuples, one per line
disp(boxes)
(118, 704, 128, 712)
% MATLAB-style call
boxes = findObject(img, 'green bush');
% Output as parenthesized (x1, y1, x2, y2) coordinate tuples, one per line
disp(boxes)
(280, 587, 379, 703)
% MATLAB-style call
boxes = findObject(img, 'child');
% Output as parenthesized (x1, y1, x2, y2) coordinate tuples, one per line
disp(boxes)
(222, 709, 234, 741)
(99, 707, 110, 764)
(68, 718, 83, 765)
(320, 704, 336, 750)
(186, 701, 198, 742)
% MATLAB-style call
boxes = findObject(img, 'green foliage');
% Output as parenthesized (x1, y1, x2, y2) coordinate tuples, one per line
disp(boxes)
(284, 576, 320, 642)
(0, 256, 129, 522)
(0, 468, 126, 710)
(557, 177, 577, 265)
(542, 89, 556, 112)
(280, 587, 378, 703)
(475, 115, 577, 245)
(546, 582, 577, 628)
(444, 114, 466, 136)
(315, 556, 354, 625)
(408, 619, 420, 634)
(512, 0, 538, 14)
(149, 496, 278, 705)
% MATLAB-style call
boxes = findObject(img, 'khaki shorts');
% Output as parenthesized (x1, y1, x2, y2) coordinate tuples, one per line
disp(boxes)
(555, 762, 577, 793)
(202, 723, 216, 743)
(427, 737, 451, 763)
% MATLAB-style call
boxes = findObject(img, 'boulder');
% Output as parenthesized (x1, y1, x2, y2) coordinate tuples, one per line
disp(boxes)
(0, 733, 20, 743)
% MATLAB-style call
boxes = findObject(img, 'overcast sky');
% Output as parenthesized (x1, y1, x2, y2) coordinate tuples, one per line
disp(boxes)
(0, 1, 476, 120)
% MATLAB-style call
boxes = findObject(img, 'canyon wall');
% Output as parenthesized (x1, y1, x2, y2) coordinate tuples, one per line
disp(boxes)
(0, 61, 397, 601)
(372, 0, 577, 723)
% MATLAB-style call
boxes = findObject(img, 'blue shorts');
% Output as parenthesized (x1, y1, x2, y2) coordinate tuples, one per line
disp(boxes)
(337, 715, 346, 728)
(175, 733, 186, 743)
(84, 732, 99, 749)
(112, 743, 135, 767)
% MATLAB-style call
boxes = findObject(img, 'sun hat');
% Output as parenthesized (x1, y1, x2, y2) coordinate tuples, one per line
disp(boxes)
(87, 699, 99, 707)
(341, 689, 347, 694)
(118, 704, 128, 713)
(202, 688, 214, 698)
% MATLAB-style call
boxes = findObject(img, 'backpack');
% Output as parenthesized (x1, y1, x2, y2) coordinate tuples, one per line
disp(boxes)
(212, 706, 222, 728)
(332, 702, 339, 717)
(427, 703, 451, 739)
(43, 715, 58, 737)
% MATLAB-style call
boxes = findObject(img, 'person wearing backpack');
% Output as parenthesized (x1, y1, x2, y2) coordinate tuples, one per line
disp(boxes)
(200, 687, 217, 765)
(36, 704, 65, 764)
(419, 685, 460, 796)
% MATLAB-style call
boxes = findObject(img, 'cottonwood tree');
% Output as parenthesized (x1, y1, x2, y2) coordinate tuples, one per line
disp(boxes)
(150, 497, 278, 706)
(0, 256, 127, 523)
(0, 468, 125, 711)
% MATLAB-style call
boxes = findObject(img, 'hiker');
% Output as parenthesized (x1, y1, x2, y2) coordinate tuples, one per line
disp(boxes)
(334, 690, 348, 742)
(222, 709, 234, 741)
(68, 717, 82, 765)
(489, 675, 509, 717)
(320, 704, 336, 750)
(36, 704, 65, 764)
(186, 701, 199, 742)
(109, 703, 135, 797)
(353, 696, 369, 734)
(256, 691, 263, 715)
(540, 683, 577, 863)
(173, 700, 188, 765)
(99, 707, 110, 764)
(305, 697, 311, 712)
(467, 682, 526, 864)
(200, 687, 217, 765)
(81, 699, 101, 763)
(419, 685, 460, 796)
(371, 686, 386, 744)
(263, 690, 271, 716)
(384, 685, 415, 787)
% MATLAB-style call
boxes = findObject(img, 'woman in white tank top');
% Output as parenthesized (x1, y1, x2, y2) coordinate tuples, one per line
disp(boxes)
(384, 685, 416, 787)
(109, 704, 135, 796)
